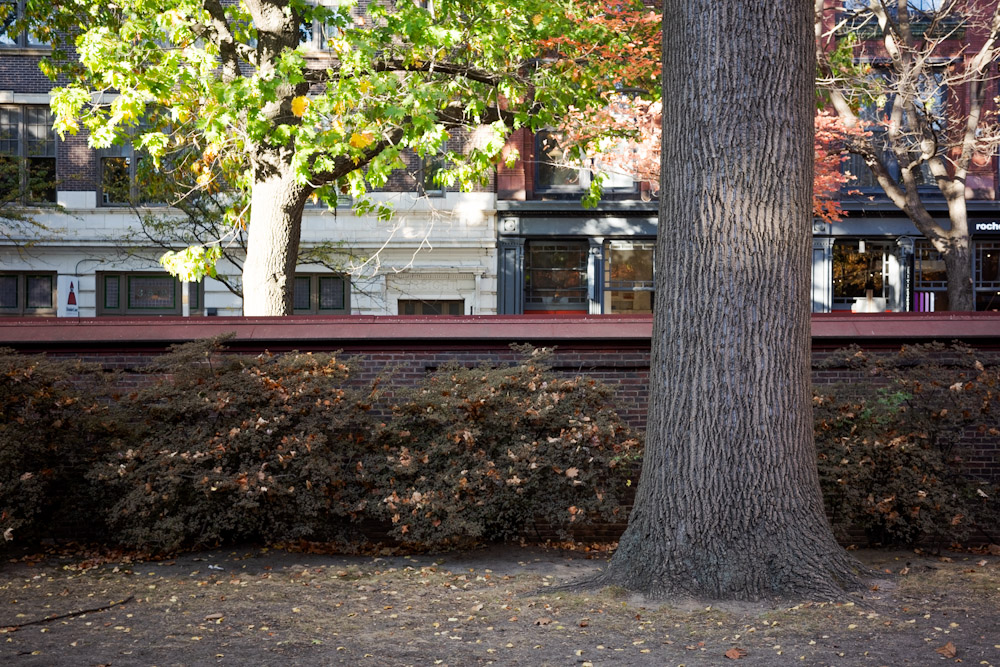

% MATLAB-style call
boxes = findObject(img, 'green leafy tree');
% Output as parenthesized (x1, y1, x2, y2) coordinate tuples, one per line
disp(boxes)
(24, 0, 636, 315)
(113, 155, 356, 300)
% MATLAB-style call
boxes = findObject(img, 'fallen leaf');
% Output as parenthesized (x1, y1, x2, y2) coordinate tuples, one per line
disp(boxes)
(725, 647, 748, 659)
(534, 617, 552, 626)
(935, 641, 957, 659)
(565, 467, 579, 478)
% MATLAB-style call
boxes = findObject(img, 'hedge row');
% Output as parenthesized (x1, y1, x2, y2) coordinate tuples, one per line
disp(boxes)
(1, 339, 639, 553)
(2, 340, 997, 554)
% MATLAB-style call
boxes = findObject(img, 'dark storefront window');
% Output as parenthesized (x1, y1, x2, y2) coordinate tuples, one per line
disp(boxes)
(0, 272, 55, 315)
(524, 241, 588, 311)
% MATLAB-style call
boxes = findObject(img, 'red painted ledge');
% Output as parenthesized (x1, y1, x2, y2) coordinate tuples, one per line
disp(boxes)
(0, 313, 998, 350)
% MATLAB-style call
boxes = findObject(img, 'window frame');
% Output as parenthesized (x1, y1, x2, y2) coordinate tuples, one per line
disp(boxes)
(398, 298, 464, 315)
(96, 272, 203, 316)
(0, 105, 57, 204)
(533, 130, 636, 195)
(0, 271, 56, 316)
(523, 240, 590, 311)
(292, 273, 351, 314)
(604, 240, 655, 314)
(0, 0, 46, 49)
(842, 67, 946, 195)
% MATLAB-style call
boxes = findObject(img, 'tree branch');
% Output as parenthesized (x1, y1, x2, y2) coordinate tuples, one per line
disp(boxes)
(0, 596, 135, 631)
(200, 0, 244, 83)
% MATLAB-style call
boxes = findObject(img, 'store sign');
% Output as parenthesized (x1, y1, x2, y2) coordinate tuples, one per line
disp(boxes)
(973, 221, 1000, 235)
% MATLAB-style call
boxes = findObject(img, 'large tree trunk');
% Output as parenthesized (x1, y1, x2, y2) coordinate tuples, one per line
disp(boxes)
(593, 0, 864, 600)
(942, 238, 975, 312)
(242, 167, 310, 316)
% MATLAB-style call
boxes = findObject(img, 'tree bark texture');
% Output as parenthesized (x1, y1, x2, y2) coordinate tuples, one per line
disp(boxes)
(594, 0, 864, 600)
(242, 166, 310, 316)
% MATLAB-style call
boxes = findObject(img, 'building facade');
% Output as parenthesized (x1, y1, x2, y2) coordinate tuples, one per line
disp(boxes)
(4, 3, 1000, 318)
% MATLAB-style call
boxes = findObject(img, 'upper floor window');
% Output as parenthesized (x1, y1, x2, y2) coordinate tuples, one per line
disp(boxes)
(844, 0, 944, 17)
(534, 130, 635, 194)
(0, 271, 55, 316)
(100, 139, 162, 206)
(0, 106, 56, 204)
(0, 0, 45, 48)
(293, 274, 350, 314)
(420, 153, 447, 196)
(299, 1, 349, 52)
(843, 70, 945, 191)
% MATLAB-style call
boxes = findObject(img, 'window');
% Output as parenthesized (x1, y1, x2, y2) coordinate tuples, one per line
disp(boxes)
(293, 274, 350, 314)
(0, 272, 55, 316)
(844, 71, 945, 191)
(100, 145, 152, 205)
(398, 299, 463, 315)
(97, 272, 202, 315)
(604, 241, 654, 313)
(299, 2, 347, 51)
(913, 240, 948, 311)
(420, 153, 447, 195)
(0, 0, 45, 48)
(524, 241, 588, 311)
(0, 106, 56, 203)
(975, 241, 1000, 311)
(844, 0, 944, 17)
(534, 130, 634, 193)
(99, 134, 162, 205)
(832, 239, 889, 310)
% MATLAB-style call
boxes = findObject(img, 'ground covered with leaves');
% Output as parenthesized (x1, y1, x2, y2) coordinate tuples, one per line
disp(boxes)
(1, 545, 998, 666)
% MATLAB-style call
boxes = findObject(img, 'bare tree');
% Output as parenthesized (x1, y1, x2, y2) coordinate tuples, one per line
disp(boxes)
(817, 0, 1000, 311)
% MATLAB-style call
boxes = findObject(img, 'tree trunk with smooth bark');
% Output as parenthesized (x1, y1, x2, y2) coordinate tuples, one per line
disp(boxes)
(242, 162, 311, 316)
(593, 0, 865, 600)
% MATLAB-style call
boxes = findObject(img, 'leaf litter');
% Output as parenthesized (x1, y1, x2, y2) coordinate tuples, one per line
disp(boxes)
(0, 545, 997, 665)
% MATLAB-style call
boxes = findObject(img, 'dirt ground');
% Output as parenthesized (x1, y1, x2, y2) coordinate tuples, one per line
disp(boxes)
(1, 543, 998, 667)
